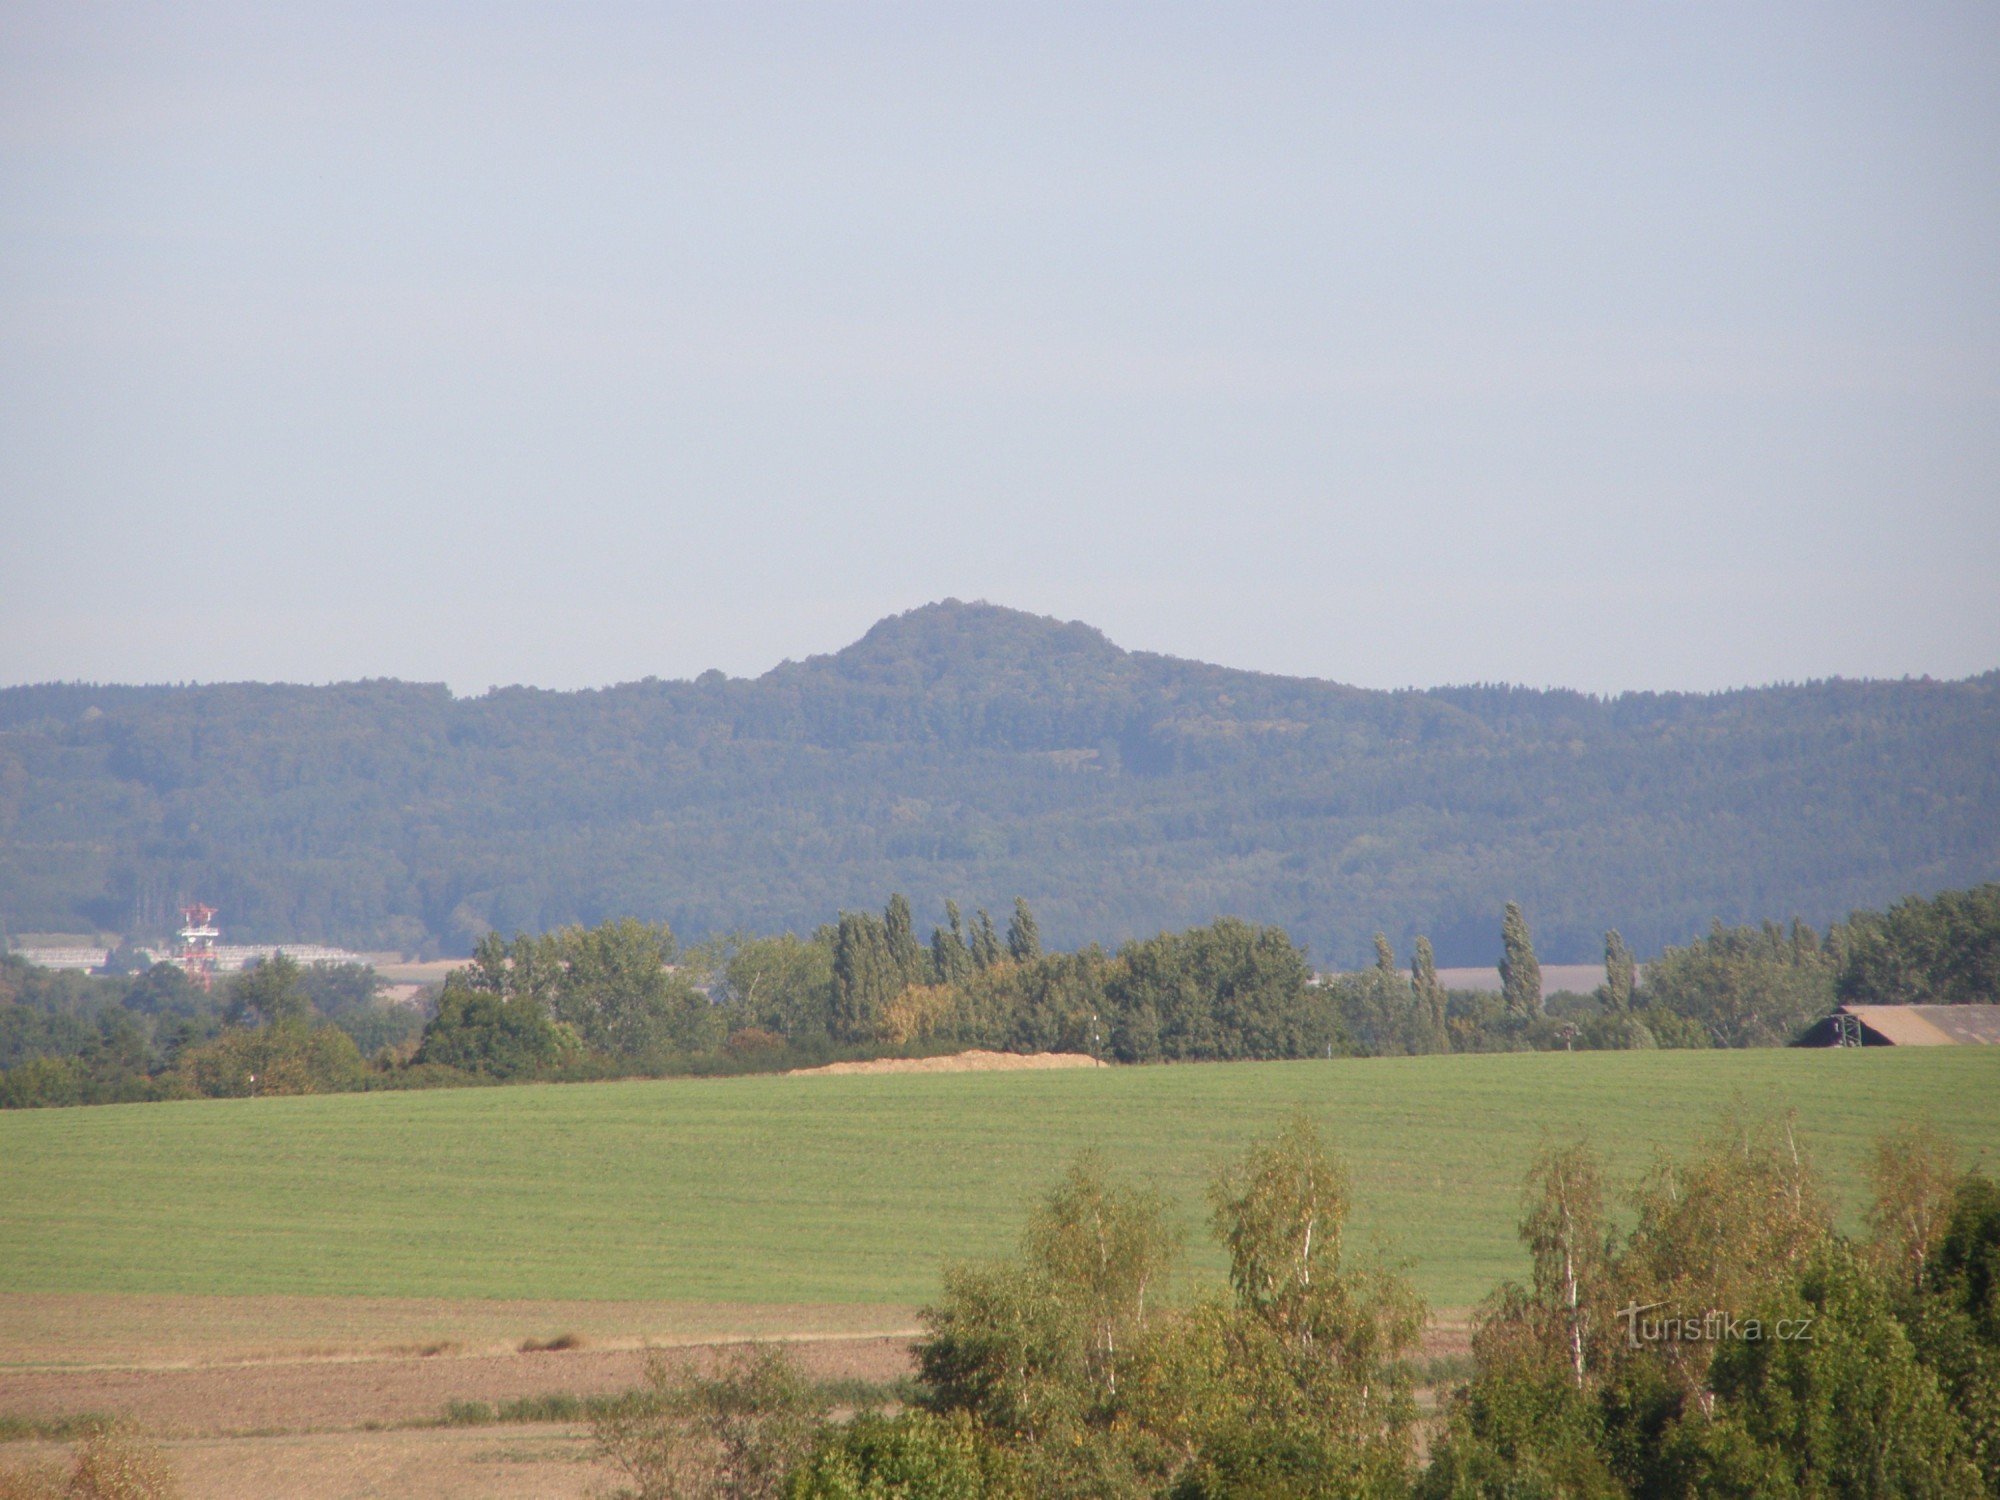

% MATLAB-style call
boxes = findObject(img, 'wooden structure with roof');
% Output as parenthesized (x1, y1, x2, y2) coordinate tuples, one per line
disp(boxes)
(1795, 1003, 2000, 1047)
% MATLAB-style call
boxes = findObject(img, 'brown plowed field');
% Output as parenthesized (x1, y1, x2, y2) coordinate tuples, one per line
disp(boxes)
(0, 1337, 915, 1435)
(0, 1293, 918, 1372)
(0, 1294, 1469, 1498)
(0, 1295, 918, 1497)
(2, 1425, 613, 1500)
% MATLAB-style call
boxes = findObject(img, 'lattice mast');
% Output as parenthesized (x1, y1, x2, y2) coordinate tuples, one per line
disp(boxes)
(176, 903, 220, 991)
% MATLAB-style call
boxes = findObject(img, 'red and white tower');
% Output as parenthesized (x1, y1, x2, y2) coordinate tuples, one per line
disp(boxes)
(177, 903, 220, 991)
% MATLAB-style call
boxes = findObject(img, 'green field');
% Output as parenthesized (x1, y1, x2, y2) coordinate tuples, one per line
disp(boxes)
(3, 1050, 1997, 1309)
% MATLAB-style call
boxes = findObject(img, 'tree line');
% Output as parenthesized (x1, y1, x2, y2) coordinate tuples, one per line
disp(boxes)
(0, 951, 416, 1108)
(3, 882, 1994, 1107)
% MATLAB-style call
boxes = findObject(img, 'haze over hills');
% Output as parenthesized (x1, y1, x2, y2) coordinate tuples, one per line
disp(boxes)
(1, 600, 1994, 967)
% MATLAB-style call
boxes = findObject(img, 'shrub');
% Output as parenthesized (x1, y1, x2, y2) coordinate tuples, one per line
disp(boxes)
(0, 1056, 85, 1109)
(1425, 1112, 1990, 1497)
(1637, 920, 1835, 1047)
(919, 1119, 1422, 1497)
(591, 1345, 827, 1500)
(723, 1028, 788, 1060)
(786, 1410, 1024, 1499)
(413, 979, 577, 1079)
(171, 1022, 363, 1098)
(0, 1426, 178, 1500)
(1665, 1244, 1983, 1498)
(519, 1333, 585, 1353)
(1904, 1175, 2000, 1493)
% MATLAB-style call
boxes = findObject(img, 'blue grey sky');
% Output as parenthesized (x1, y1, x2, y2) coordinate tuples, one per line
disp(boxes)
(2, 3, 1995, 695)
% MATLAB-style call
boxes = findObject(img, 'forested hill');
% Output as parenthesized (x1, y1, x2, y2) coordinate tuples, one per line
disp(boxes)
(2, 601, 1995, 966)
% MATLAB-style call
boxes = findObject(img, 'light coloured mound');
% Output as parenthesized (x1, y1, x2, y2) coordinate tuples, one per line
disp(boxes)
(790, 1049, 1105, 1076)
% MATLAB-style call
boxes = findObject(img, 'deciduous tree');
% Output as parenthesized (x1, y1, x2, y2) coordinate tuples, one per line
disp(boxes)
(1601, 930, 1635, 1013)
(930, 901, 974, 987)
(1006, 899, 1042, 965)
(832, 912, 898, 1043)
(226, 953, 313, 1028)
(1411, 935, 1447, 1051)
(883, 894, 928, 989)
(1500, 902, 1542, 1019)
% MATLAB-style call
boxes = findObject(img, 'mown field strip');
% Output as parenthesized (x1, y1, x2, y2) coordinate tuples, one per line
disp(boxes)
(3, 1050, 1995, 1309)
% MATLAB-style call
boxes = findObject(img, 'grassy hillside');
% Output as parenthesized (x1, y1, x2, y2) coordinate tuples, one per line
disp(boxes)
(4, 601, 1996, 966)
(4, 1050, 1996, 1309)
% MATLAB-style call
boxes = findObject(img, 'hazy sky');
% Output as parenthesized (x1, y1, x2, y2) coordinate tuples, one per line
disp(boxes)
(2, 3, 1995, 695)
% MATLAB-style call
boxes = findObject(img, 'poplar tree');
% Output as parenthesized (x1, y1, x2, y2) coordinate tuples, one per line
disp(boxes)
(1500, 902, 1542, 1018)
(1007, 898, 1042, 964)
(832, 912, 896, 1041)
(1373, 932, 1396, 974)
(883, 892, 926, 987)
(971, 909, 1003, 970)
(1601, 929, 1635, 1012)
(930, 899, 973, 986)
(1412, 935, 1447, 1049)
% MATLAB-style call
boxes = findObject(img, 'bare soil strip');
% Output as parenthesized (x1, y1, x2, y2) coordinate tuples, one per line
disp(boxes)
(0, 1295, 1471, 1497)
(0, 1292, 1468, 1436)
(0, 1293, 917, 1371)
(0, 1338, 915, 1436)
(1, 1425, 614, 1500)
(0, 1296, 1472, 1496)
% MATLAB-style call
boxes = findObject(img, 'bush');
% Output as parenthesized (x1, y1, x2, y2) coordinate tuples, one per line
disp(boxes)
(724, 1027, 789, 1060)
(786, 1410, 1024, 1499)
(1419, 1368, 1623, 1500)
(1904, 1175, 2000, 1493)
(413, 979, 577, 1079)
(358, 1061, 484, 1092)
(918, 1120, 1422, 1498)
(1664, 1244, 1983, 1498)
(330, 1002, 423, 1055)
(0, 1426, 178, 1500)
(1425, 1112, 1991, 1497)
(1637, 920, 1835, 1047)
(172, 1022, 363, 1097)
(591, 1345, 827, 1500)
(0, 1056, 85, 1109)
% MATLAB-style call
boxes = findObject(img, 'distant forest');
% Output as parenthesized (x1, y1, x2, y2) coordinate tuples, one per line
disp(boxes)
(1, 601, 1995, 967)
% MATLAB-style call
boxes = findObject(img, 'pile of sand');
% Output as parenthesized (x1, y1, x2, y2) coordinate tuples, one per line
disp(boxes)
(788, 1050, 1105, 1077)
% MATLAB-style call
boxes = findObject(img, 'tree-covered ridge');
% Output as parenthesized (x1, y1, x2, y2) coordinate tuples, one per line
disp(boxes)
(2, 600, 1995, 965)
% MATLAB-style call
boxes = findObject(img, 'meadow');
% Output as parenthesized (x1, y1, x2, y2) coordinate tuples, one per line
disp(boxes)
(3, 1049, 1997, 1310)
